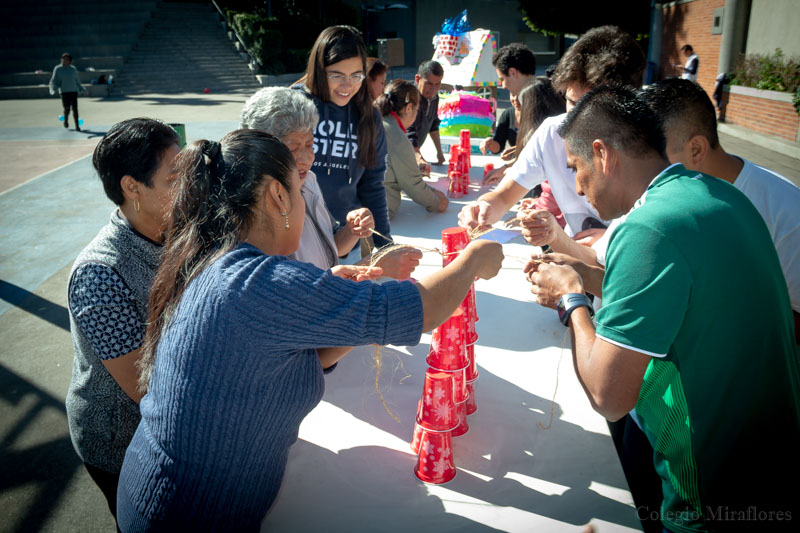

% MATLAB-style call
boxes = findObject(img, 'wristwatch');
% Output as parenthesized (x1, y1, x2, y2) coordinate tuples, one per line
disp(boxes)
(557, 293, 594, 326)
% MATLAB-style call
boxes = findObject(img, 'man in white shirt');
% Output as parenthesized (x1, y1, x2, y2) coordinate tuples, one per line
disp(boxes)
(458, 26, 646, 238)
(679, 44, 699, 82)
(641, 77, 800, 343)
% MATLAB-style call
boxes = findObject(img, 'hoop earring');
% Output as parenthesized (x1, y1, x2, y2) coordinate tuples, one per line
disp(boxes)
(134, 199, 140, 213)
(281, 211, 289, 230)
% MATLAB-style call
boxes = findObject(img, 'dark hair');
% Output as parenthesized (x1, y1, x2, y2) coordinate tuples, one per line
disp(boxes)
(139, 129, 297, 390)
(557, 85, 667, 162)
(301, 25, 377, 169)
(681, 44, 694, 53)
(375, 79, 419, 117)
(517, 77, 566, 148)
(640, 77, 719, 150)
(92, 118, 180, 205)
(366, 57, 387, 80)
(417, 60, 444, 79)
(61, 52, 72, 61)
(492, 44, 536, 76)
(552, 26, 645, 92)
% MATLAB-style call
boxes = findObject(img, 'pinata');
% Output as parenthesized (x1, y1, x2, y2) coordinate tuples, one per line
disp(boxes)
(437, 91, 494, 138)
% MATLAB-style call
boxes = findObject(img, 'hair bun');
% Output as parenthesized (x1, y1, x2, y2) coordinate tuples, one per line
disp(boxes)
(203, 140, 221, 160)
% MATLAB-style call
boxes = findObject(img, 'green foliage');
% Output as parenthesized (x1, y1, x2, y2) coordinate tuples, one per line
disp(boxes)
(517, 0, 650, 38)
(729, 49, 800, 97)
(220, 1, 361, 75)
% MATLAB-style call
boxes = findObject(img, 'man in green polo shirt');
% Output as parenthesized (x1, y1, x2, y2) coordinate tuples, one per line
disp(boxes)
(525, 85, 799, 532)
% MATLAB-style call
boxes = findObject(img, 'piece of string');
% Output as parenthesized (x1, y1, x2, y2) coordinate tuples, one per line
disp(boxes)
(538, 326, 569, 430)
(361, 226, 544, 422)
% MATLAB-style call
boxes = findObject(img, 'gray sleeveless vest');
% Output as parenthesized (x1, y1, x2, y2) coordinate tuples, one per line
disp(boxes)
(66, 210, 161, 472)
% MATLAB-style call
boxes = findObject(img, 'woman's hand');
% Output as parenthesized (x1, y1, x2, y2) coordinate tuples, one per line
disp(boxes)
(500, 146, 516, 161)
(433, 189, 449, 213)
(331, 264, 384, 281)
(345, 208, 374, 238)
(482, 166, 506, 186)
(461, 240, 504, 280)
(373, 246, 423, 280)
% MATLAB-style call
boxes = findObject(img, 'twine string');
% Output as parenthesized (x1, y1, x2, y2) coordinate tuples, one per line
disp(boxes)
(538, 327, 569, 431)
(360, 226, 546, 423)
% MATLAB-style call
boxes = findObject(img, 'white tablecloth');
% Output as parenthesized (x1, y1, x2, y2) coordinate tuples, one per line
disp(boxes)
(261, 155, 641, 533)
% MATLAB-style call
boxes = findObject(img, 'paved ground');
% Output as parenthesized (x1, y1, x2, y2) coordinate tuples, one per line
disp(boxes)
(0, 92, 798, 533)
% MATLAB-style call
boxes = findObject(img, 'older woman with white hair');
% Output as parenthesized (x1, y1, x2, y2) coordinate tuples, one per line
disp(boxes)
(241, 87, 421, 278)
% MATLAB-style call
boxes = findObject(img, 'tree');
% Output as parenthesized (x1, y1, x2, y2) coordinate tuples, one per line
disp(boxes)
(517, 0, 651, 39)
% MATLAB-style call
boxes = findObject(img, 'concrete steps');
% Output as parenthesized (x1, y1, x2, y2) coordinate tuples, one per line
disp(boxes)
(0, 0, 157, 98)
(113, 1, 260, 95)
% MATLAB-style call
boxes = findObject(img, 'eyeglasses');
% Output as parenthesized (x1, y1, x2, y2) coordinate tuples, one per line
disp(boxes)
(326, 72, 366, 84)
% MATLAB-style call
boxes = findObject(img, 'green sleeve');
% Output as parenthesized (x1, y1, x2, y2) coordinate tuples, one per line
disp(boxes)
(596, 221, 692, 355)
(386, 127, 441, 212)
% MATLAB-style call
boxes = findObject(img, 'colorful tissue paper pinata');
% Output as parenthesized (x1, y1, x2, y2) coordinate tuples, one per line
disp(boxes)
(438, 91, 493, 138)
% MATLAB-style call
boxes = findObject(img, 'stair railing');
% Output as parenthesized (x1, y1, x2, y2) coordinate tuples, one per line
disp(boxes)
(210, 0, 260, 73)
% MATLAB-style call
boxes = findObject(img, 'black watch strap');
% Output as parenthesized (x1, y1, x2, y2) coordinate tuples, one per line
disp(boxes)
(557, 293, 594, 326)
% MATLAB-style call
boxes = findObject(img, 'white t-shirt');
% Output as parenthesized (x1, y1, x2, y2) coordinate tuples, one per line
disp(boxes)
(294, 171, 339, 270)
(504, 113, 606, 236)
(733, 157, 800, 312)
(681, 53, 699, 82)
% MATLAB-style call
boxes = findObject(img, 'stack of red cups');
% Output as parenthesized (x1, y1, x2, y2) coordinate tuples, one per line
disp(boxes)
(411, 227, 480, 484)
(459, 129, 471, 168)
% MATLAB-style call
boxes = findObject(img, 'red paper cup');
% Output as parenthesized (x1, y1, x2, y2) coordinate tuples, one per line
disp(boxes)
(447, 171, 463, 198)
(470, 282, 479, 322)
(458, 286, 479, 344)
(483, 162, 494, 178)
(465, 343, 478, 381)
(450, 367, 468, 403)
(460, 171, 470, 193)
(459, 129, 470, 149)
(427, 310, 468, 371)
(411, 421, 424, 454)
(418, 368, 458, 431)
(466, 380, 477, 415)
(441, 227, 469, 267)
(414, 429, 456, 484)
(451, 400, 470, 437)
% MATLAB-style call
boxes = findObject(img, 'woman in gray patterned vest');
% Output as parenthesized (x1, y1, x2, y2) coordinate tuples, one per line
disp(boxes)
(66, 118, 180, 526)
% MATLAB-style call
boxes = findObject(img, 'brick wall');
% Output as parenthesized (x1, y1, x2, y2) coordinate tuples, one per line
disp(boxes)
(721, 90, 800, 143)
(660, 0, 724, 101)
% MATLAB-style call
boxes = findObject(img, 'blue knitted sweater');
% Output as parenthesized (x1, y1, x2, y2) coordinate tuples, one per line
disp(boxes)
(117, 243, 423, 532)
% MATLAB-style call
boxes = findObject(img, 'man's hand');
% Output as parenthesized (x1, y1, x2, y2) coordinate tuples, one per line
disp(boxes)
(331, 264, 384, 281)
(533, 252, 605, 298)
(345, 208, 374, 238)
(524, 260, 584, 309)
(572, 228, 605, 247)
(458, 200, 493, 231)
(434, 150, 445, 166)
(517, 208, 558, 247)
(372, 246, 423, 280)
(433, 189, 449, 213)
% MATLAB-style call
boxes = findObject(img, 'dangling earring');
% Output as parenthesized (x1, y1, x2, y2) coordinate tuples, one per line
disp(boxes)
(134, 199, 140, 213)
(281, 211, 289, 230)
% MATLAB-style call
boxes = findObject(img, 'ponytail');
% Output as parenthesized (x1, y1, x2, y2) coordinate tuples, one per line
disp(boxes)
(138, 130, 296, 392)
(375, 79, 419, 117)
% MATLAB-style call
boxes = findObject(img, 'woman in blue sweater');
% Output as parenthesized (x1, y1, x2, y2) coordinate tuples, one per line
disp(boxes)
(294, 25, 392, 250)
(116, 129, 503, 532)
